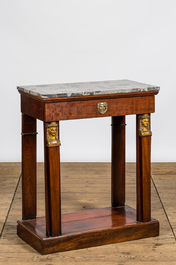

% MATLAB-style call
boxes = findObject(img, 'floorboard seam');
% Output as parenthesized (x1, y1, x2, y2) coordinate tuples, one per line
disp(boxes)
(0, 173, 22, 239)
(151, 175, 176, 241)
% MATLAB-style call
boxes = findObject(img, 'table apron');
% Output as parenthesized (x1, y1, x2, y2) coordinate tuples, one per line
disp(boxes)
(21, 95, 155, 121)
(44, 96, 155, 121)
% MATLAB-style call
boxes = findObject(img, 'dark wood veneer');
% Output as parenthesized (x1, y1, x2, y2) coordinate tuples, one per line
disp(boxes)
(111, 116, 125, 207)
(136, 115, 151, 222)
(21, 94, 44, 121)
(21, 92, 155, 121)
(18, 83, 159, 254)
(17, 206, 159, 254)
(44, 96, 155, 122)
(22, 114, 37, 220)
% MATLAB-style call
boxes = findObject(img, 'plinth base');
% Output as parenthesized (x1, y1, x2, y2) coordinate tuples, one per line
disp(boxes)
(17, 205, 159, 255)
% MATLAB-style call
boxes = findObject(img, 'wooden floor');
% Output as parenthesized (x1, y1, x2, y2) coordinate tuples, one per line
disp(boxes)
(0, 162, 176, 264)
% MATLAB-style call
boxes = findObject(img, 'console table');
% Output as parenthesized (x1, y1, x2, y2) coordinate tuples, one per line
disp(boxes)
(17, 80, 160, 254)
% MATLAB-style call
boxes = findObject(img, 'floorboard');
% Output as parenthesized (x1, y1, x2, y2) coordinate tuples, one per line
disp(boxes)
(152, 163, 176, 237)
(0, 163, 21, 235)
(0, 162, 175, 264)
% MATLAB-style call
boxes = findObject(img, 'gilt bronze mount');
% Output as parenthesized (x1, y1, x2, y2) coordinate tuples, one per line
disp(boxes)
(97, 102, 108, 114)
(47, 122, 61, 145)
(139, 114, 152, 137)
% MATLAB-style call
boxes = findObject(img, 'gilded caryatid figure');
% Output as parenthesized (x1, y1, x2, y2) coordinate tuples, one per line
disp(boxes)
(139, 114, 152, 136)
(47, 122, 61, 145)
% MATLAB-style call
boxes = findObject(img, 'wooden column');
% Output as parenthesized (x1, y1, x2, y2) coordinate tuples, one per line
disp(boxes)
(136, 114, 151, 222)
(111, 116, 126, 207)
(22, 114, 37, 220)
(44, 121, 61, 237)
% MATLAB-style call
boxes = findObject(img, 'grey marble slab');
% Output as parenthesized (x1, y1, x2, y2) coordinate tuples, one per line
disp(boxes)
(17, 79, 160, 99)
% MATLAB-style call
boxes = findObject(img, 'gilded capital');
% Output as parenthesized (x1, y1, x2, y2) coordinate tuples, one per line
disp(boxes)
(139, 114, 152, 137)
(47, 122, 61, 145)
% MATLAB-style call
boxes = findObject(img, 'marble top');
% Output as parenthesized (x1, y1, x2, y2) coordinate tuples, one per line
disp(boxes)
(17, 80, 160, 99)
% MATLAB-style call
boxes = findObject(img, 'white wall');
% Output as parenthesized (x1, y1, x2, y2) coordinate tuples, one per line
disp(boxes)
(0, 0, 175, 162)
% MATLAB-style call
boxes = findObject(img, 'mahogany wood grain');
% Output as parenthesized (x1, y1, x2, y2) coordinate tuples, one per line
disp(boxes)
(22, 114, 37, 220)
(29, 207, 133, 228)
(18, 87, 159, 254)
(44, 96, 155, 122)
(21, 92, 155, 122)
(136, 115, 142, 221)
(136, 115, 151, 222)
(43, 122, 50, 236)
(21, 94, 44, 121)
(140, 136, 151, 222)
(111, 116, 125, 207)
(44, 122, 61, 237)
(17, 206, 159, 254)
(28, 206, 136, 235)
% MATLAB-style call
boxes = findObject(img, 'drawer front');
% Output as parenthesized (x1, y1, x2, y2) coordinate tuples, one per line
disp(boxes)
(44, 96, 155, 121)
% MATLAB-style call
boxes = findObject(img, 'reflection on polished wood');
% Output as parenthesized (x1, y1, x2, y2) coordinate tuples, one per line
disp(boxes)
(17, 80, 160, 254)
(1, 162, 176, 264)
(17, 206, 159, 254)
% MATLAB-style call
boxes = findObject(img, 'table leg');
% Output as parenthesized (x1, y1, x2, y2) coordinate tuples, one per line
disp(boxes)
(111, 116, 126, 207)
(22, 114, 37, 220)
(136, 114, 151, 222)
(44, 121, 61, 237)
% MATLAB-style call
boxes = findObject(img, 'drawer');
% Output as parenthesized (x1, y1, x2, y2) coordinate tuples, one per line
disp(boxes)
(44, 96, 155, 121)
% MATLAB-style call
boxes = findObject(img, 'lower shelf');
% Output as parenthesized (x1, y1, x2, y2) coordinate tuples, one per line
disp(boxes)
(17, 205, 159, 255)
